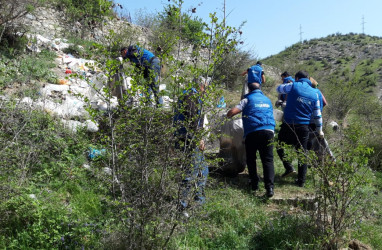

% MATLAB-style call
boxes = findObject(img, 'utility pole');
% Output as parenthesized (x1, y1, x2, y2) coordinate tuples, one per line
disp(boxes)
(361, 15, 366, 34)
(299, 24, 303, 43)
(223, 0, 226, 28)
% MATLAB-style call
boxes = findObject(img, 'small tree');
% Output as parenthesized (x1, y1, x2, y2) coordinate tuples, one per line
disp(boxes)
(308, 125, 374, 248)
(82, 1, 241, 248)
(55, 0, 114, 38)
(0, 0, 42, 48)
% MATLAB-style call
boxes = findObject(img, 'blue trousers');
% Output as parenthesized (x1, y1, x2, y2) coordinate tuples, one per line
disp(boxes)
(144, 57, 163, 105)
(180, 148, 209, 209)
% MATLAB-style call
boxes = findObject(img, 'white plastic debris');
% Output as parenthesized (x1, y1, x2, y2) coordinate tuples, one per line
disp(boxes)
(84, 120, 99, 132)
(162, 95, 173, 109)
(61, 119, 83, 132)
(61, 119, 98, 133)
(40, 84, 70, 97)
(103, 167, 112, 175)
(274, 109, 284, 122)
(159, 84, 166, 91)
(96, 97, 118, 111)
(329, 120, 339, 131)
(61, 96, 88, 118)
(83, 164, 91, 170)
(51, 38, 70, 51)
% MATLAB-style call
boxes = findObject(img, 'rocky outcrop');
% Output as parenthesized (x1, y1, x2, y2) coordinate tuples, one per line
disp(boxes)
(17, 6, 149, 45)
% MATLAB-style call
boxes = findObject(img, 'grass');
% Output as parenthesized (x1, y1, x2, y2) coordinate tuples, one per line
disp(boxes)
(351, 172, 382, 249)
(170, 147, 320, 249)
(170, 136, 382, 249)
(0, 49, 57, 93)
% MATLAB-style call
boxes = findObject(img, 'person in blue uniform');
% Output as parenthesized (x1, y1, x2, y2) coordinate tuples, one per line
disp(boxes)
(242, 61, 266, 85)
(276, 71, 324, 187)
(275, 71, 295, 110)
(227, 82, 275, 197)
(174, 81, 209, 212)
(120, 45, 162, 105)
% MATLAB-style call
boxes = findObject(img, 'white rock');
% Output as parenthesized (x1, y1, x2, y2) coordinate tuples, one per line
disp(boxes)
(20, 97, 34, 106)
(25, 14, 36, 20)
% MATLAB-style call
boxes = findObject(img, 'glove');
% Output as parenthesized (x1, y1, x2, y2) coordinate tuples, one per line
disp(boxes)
(317, 130, 324, 139)
(199, 139, 205, 151)
(275, 100, 283, 108)
(118, 57, 123, 63)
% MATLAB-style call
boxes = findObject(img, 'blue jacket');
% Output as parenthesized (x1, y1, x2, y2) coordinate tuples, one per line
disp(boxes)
(280, 76, 295, 101)
(283, 76, 295, 84)
(242, 90, 275, 137)
(309, 87, 324, 123)
(280, 78, 320, 125)
(124, 45, 155, 68)
(247, 64, 263, 84)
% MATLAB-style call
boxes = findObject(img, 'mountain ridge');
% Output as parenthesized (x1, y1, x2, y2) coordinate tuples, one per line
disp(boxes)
(262, 33, 382, 100)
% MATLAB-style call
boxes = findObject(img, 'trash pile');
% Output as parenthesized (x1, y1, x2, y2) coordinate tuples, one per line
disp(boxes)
(18, 34, 173, 133)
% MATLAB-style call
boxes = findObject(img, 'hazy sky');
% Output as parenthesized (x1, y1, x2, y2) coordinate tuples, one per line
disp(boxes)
(115, 0, 382, 59)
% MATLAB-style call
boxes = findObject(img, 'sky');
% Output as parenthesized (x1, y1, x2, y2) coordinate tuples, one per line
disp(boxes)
(114, 0, 382, 59)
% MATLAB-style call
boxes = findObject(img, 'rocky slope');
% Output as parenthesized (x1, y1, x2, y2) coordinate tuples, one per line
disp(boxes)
(263, 33, 382, 100)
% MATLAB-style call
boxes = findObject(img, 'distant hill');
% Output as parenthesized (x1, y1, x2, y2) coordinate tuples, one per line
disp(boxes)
(262, 33, 382, 100)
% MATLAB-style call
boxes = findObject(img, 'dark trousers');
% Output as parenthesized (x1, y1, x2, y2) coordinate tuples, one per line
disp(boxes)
(245, 130, 275, 189)
(277, 123, 310, 183)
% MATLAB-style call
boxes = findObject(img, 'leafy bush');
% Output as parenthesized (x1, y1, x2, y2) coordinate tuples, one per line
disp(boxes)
(157, 3, 205, 45)
(0, 100, 111, 248)
(309, 126, 375, 248)
(53, 0, 114, 38)
(77, 5, 240, 248)
(55, 0, 113, 22)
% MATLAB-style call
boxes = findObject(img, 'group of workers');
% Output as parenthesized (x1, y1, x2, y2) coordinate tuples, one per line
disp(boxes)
(228, 61, 326, 197)
(119, 45, 327, 208)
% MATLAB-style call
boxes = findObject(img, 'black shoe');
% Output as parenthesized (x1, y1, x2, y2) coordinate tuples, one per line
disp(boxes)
(252, 183, 259, 191)
(249, 179, 259, 191)
(295, 179, 304, 187)
(266, 187, 274, 197)
(281, 169, 297, 178)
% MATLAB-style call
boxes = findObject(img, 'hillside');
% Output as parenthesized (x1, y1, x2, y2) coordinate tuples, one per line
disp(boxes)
(1, 2, 382, 249)
(263, 33, 382, 99)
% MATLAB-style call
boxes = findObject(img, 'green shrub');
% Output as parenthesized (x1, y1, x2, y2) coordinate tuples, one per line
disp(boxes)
(0, 100, 110, 248)
(0, 49, 57, 91)
(309, 125, 375, 248)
